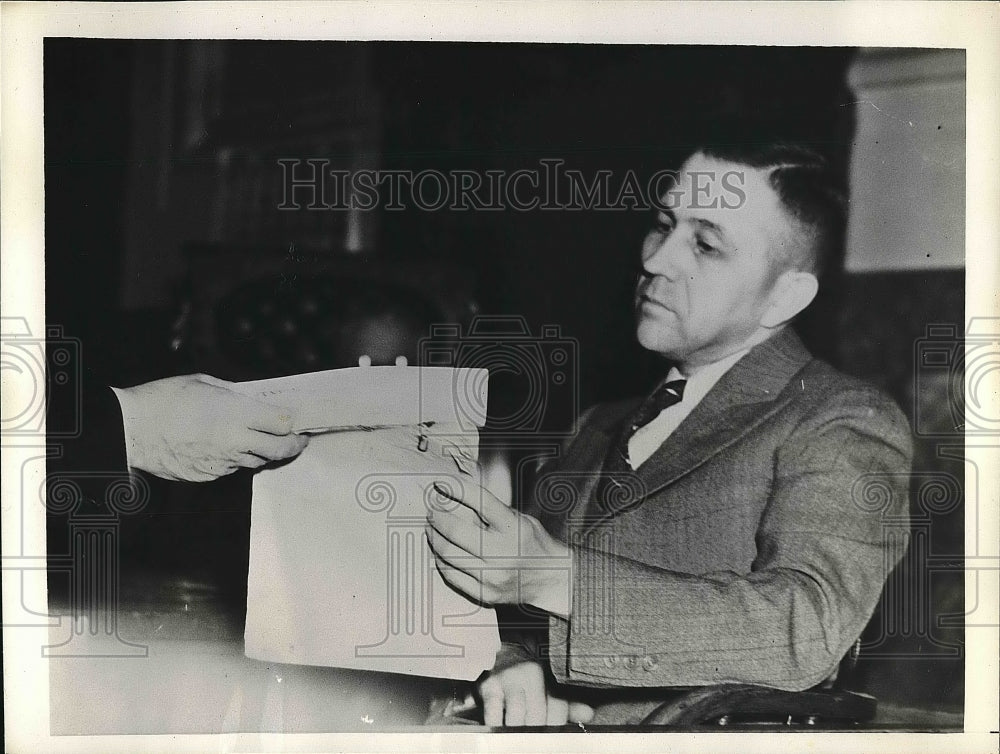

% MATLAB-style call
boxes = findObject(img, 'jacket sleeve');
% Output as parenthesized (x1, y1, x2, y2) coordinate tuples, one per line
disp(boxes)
(46, 366, 132, 516)
(546, 388, 912, 691)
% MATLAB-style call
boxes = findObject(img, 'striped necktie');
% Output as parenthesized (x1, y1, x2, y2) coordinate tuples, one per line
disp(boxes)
(595, 379, 686, 513)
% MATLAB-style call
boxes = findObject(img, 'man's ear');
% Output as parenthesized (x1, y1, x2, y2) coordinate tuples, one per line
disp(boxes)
(761, 269, 819, 328)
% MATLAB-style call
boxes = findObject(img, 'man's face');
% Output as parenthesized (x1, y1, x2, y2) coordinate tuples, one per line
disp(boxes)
(635, 153, 795, 370)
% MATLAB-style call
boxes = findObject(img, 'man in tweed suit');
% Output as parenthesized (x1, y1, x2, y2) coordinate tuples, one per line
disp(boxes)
(426, 143, 912, 726)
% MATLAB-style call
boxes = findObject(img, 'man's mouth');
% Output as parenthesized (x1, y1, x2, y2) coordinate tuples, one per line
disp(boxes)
(638, 292, 672, 312)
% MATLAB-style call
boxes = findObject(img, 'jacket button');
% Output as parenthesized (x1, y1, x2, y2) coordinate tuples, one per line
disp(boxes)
(622, 656, 637, 670)
(642, 655, 658, 671)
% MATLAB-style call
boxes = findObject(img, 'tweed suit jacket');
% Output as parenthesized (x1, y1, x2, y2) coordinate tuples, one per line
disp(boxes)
(504, 328, 912, 720)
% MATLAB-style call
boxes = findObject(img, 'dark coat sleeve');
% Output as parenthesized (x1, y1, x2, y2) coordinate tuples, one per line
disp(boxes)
(46, 364, 131, 516)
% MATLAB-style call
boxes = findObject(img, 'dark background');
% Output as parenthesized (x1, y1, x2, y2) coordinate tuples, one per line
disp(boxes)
(44, 40, 964, 719)
(45, 41, 861, 391)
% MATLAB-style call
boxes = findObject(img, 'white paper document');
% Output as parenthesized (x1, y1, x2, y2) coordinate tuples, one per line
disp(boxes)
(242, 367, 501, 680)
(233, 365, 489, 433)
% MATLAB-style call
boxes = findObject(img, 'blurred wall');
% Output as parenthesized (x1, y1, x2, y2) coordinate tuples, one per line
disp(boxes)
(845, 48, 965, 271)
(836, 48, 966, 715)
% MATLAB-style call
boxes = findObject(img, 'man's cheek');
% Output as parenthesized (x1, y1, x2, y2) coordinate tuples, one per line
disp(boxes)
(637, 314, 678, 347)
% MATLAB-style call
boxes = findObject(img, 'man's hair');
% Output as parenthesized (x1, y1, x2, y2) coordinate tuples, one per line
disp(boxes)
(696, 142, 847, 278)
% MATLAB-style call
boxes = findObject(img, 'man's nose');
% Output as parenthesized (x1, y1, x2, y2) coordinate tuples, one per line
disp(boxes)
(642, 231, 685, 280)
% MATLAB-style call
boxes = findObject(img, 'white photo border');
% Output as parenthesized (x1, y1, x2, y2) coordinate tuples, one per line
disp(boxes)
(2, 2, 997, 752)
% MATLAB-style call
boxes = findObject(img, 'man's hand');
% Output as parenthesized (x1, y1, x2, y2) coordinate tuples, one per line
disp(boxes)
(425, 482, 572, 617)
(478, 661, 594, 727)
(112, 374, 309, 482)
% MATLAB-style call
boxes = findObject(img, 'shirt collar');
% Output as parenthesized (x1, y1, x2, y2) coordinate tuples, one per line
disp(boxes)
(664, 346, 754, 409)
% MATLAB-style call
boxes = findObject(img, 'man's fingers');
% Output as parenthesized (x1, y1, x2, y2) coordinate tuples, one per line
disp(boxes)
(245, 431, 309, 461)
(234, 452, 270, 470)
(428, 501, 486, 554)
(434, 481, 510, 529)
(199, 374, 297, 435)
(523, 683, 547, 727)
(192, 457, 240, 480)
(478, 664, 549, 728)
(545, 695, 570, 726)
(428, 539, 490, 602)
(567, 701, 595, 724)
(425, 525, 486, 571)
(479, 679, 504, 727)
(242, 398, 297, 436)
(504, 687, 527, 727)
(474, 484, 514, 528)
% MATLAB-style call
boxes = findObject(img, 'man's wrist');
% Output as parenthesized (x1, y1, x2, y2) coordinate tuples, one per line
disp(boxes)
(110, 385, 141, 472)
(525, 541, 573, 619)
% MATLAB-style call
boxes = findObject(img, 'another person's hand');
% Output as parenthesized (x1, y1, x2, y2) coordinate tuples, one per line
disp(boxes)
(425, 482, 572, 617)
(478, 661, 594, 727)
(112, 373, 309, 482)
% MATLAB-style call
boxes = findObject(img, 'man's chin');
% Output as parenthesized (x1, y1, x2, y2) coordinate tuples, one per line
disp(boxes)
(635, 324, 682, 360)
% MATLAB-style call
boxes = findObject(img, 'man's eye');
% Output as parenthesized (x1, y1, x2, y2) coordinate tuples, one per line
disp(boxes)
(696, 238, 717, 254)
(654, 217, 674, 234)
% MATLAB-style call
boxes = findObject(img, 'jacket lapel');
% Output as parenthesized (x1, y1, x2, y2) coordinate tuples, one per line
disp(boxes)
(591, 328, 812, 522)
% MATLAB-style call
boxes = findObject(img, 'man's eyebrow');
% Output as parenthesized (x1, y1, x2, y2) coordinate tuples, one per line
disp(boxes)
(693, 217, 726, 237)
(667, 209, 731, 242)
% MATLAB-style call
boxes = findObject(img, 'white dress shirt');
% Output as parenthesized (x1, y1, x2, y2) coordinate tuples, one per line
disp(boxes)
(627, 347, 752, 469)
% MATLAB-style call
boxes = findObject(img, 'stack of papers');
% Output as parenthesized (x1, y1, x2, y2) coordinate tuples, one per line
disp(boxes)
(239, 367, 500, 680)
